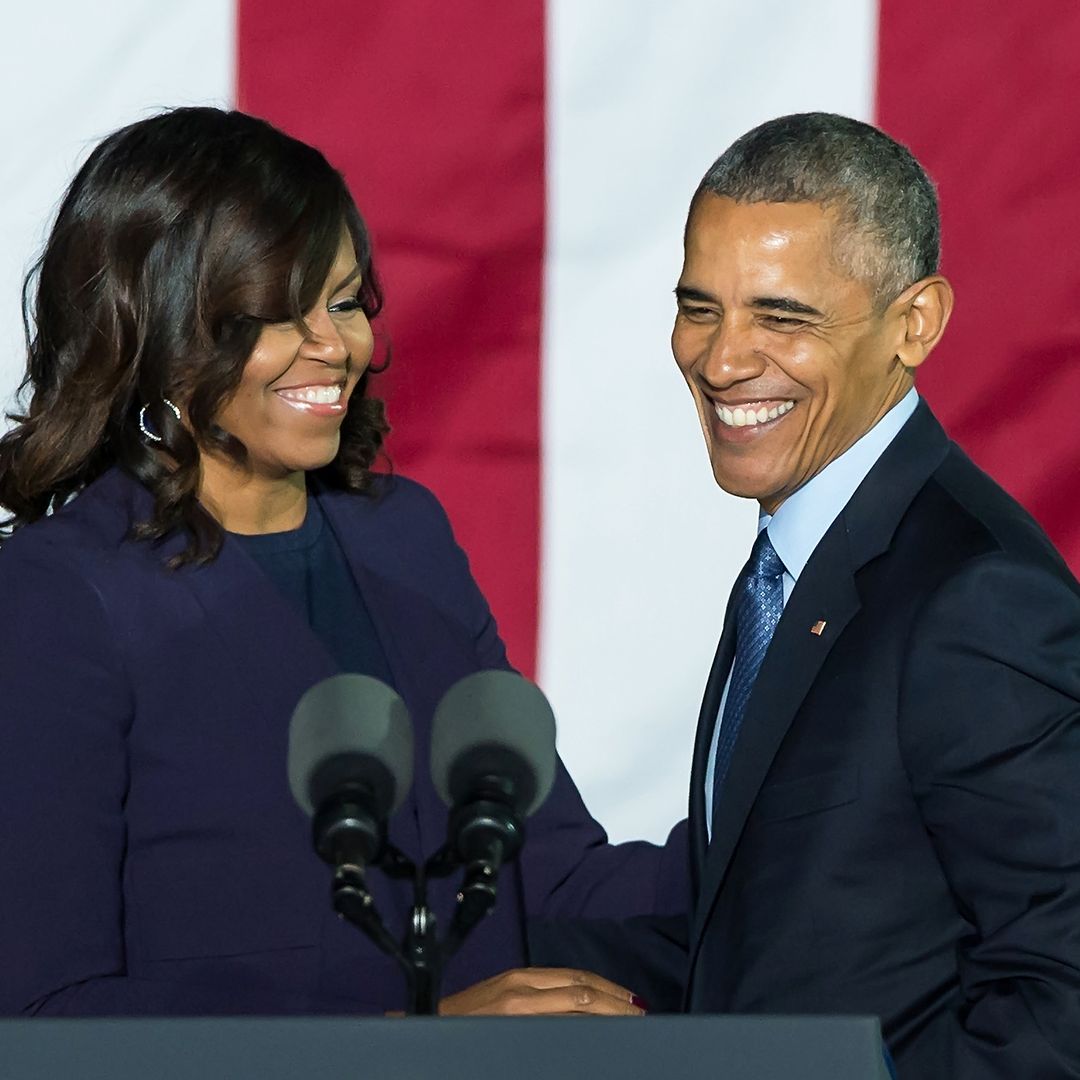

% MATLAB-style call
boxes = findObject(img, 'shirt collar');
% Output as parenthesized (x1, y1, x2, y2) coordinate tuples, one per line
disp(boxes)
(760, 388, 919, 580)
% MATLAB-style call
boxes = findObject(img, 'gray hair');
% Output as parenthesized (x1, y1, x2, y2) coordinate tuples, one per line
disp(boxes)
(696, 112, 940, 308)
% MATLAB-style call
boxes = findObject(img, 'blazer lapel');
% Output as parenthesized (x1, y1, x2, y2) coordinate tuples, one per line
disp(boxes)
(314, 483, 483, 706)
(316, 483, 482, 861)
(105, 465, 340, 711)
(102, 469, 486, 866)
(177, 532, 340, 718)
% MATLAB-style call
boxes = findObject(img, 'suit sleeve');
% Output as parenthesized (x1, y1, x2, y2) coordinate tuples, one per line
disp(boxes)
(0, 539, 321, 1017)
(899, 552, 1080, 1077)
(407, 480, 692, 920)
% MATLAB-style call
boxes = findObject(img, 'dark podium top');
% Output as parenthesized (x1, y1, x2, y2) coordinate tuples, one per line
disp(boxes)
(0, 1015, 890, 1079)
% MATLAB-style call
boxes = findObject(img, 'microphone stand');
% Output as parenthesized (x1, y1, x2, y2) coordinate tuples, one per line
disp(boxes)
(331, 845, 439, 1014)
(328, 833, 519, 1014)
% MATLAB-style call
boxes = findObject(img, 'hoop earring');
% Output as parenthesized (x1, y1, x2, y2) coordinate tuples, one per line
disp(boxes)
(139, 398, 181, 443)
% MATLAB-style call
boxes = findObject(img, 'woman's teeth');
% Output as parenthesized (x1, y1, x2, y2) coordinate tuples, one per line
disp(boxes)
(715, 400, 794, 427)
(277, 384, 343, 405)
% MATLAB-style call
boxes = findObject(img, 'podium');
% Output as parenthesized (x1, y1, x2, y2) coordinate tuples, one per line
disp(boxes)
(0, 1015, 890, 1079)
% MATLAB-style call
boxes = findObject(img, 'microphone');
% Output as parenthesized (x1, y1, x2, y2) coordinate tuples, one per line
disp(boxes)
(288, 674, 413, 870)
(430, 670, 557, 877)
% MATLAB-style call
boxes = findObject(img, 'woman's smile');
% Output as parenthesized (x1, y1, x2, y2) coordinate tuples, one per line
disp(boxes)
(274, 381, 348, 415)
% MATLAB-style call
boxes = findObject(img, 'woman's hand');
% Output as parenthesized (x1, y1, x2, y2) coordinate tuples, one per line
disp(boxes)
(438, 967, 647, 1016)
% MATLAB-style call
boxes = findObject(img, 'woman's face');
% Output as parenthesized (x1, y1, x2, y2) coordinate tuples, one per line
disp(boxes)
(212, 231, 375, 481)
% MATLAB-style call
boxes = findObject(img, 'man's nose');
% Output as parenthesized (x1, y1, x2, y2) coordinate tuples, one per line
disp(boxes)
(698, 317, 766, 387)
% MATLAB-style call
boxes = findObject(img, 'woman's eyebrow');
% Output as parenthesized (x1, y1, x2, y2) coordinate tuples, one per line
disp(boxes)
(332, 264, 363, 292)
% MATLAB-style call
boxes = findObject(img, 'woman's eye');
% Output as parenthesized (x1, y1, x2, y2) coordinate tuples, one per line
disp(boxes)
(329, 294, 365, 314)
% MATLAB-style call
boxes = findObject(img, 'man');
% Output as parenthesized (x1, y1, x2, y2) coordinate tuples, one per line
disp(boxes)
(679, 111, 1080, 1076)
(536, 113, 1080, 1077)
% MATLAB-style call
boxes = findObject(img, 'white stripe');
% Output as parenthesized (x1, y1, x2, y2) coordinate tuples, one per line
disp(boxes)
(0, 2, 235, 419)
(540, 0, 878, 841)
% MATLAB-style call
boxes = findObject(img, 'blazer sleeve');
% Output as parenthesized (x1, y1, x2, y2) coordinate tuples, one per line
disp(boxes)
(406, 480, 691, 921)
(527, 912, 689, 1012)
(0, 538, 319, 1017)
(397, 479, 510, 671)
(899, 552, 1080, 1077)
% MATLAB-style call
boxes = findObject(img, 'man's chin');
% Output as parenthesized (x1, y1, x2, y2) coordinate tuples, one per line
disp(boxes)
(709, 464, 783, 507)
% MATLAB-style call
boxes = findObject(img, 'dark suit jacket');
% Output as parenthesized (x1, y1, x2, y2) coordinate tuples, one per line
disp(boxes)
(534, 403, 1080, 1078)
(689, 401, 1080, 1076)
(0, 467, 678, 1016)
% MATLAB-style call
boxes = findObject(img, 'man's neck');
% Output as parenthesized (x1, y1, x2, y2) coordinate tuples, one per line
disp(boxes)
(761, 388, 919, 585)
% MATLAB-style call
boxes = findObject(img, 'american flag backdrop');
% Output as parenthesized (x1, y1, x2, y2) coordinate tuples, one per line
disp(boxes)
(2, 1, 1079, 842)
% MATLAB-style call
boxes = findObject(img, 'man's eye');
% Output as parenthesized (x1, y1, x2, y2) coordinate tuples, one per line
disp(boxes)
(679, 305, 716, 321)
(762, 315, 804, 329)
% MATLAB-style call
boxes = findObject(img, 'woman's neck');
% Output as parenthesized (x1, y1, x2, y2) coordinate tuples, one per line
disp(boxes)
(197, 457, 307, 535)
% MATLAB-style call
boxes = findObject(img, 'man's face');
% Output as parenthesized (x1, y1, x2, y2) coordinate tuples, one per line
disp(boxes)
(672, 195, 912, 513)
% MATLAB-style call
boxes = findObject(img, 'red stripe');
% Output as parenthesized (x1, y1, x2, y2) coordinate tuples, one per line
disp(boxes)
(877, 1, 1080, 572)
(237, 2, 545, 674)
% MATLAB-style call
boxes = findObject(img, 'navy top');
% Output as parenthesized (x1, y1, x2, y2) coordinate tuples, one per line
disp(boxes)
(232, 496, 396, 687)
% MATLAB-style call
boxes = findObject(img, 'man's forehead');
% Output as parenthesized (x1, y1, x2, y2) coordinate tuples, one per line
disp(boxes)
(681, 195, 860, 295)
(686, 194, 838, 247)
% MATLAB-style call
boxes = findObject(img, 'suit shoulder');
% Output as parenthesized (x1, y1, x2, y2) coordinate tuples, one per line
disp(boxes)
(902, 444, 1075, 587)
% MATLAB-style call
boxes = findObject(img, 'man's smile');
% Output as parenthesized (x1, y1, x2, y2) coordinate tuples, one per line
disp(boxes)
(713, 399, 795, 428)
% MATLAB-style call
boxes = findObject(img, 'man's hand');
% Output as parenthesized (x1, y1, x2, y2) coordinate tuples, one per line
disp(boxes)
(438, 967, 648, 1016)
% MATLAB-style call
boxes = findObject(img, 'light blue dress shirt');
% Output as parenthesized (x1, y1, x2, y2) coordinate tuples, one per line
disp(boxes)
(704, 389, 919, 833)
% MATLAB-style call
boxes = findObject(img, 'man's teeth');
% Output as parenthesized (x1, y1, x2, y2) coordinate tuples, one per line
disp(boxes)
(277, 385, 343, 405)
(715, 400, 794, 428)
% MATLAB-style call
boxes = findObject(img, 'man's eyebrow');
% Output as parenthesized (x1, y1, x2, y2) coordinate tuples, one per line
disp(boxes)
(674, 285, 718, 304)
(749, 296, 823, 317)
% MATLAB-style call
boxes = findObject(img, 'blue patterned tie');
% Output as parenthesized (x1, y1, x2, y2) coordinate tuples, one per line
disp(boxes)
(712, 528, 786, 810)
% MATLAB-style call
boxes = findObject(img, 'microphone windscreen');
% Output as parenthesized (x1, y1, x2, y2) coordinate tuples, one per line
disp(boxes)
(431, 670, 557, 817)
(288, 674, 413, 818)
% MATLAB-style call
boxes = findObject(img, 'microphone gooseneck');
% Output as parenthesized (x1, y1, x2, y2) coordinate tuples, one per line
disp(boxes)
(289, 669, 559, 1013)
(430, 671, 558, 949)
(288, 674, 415, 963)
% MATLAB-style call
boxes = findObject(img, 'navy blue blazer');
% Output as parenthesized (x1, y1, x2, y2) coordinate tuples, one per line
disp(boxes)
(0, 468, 681, 1016)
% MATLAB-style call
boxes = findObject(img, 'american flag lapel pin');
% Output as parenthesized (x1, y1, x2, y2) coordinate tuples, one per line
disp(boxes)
(810, 620, 827, 636)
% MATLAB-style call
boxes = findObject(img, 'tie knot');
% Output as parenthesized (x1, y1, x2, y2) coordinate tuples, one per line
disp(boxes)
(749, 528, 785, 581)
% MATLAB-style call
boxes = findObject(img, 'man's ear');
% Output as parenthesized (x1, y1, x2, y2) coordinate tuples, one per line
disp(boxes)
(890, 276, 954, 370)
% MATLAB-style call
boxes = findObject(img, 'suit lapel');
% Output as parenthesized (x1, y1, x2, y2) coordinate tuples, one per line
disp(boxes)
(689, 521, 861, 958)
(688, 605, 737, 888)
(686, 401, 952, 976)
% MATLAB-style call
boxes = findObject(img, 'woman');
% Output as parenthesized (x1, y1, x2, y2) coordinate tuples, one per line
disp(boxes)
(0, 108, 682, 1016)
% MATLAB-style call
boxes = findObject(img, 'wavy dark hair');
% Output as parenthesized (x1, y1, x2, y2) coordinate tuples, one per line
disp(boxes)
(0, 106, 389, 563)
